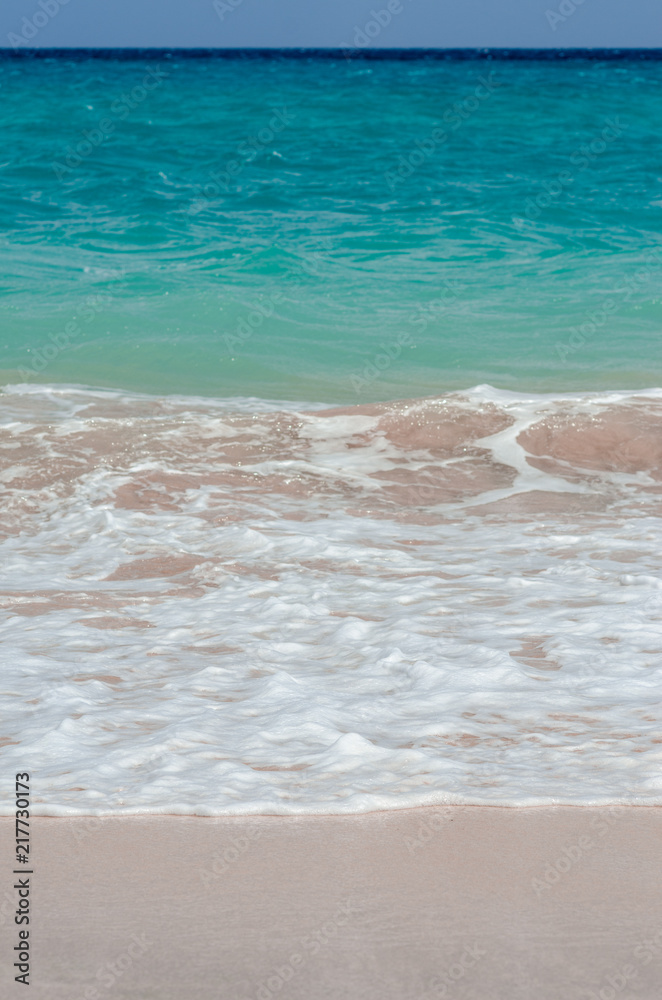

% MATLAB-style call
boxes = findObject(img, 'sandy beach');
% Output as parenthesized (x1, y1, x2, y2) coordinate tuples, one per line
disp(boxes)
(3, 30, 662, 1000)
(2, 806, 661, 999)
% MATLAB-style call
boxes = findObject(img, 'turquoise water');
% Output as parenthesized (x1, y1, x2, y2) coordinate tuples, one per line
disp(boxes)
(1, 53, 661, 402)
(3, 54, 662, 815)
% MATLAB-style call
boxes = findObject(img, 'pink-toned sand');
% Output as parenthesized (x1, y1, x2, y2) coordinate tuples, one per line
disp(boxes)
(2, 807, 662, 999)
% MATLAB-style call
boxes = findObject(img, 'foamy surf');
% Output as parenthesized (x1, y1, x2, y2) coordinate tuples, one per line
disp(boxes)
(1, 383, 661, 815)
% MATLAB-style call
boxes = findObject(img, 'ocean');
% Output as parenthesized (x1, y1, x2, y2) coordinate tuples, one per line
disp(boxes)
(1, 50, 661, 814)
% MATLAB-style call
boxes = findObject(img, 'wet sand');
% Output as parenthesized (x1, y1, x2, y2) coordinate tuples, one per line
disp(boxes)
(2, 806, 662, 999)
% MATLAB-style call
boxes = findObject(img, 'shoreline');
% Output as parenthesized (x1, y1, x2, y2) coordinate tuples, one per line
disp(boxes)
(3, 805, 662, 998)
(4, 800, 662, 817)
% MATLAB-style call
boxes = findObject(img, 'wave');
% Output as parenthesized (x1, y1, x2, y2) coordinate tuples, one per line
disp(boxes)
(1, 383, 661, 814)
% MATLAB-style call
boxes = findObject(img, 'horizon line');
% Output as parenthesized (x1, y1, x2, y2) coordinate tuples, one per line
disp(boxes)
(1, 46, 662, 59)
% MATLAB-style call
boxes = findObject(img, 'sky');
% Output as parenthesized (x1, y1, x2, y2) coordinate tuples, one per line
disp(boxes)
(1, 0, 661, 50)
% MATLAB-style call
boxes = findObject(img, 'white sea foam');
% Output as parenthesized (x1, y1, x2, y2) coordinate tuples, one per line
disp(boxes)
(1, 383, 661, 814)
